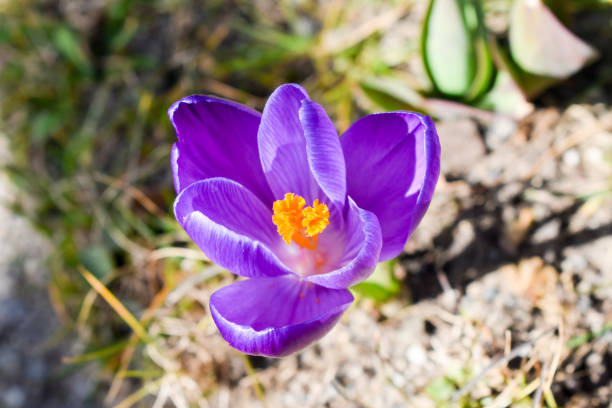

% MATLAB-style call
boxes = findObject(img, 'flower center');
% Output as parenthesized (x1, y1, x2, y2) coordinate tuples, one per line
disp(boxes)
(272, 193, 330, 250)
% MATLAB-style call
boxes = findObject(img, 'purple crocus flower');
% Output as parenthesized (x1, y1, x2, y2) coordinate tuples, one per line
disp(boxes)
(169, 84, 440, 357)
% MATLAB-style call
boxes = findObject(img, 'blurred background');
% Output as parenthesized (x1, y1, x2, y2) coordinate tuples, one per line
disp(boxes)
(0, 0, 611, 407)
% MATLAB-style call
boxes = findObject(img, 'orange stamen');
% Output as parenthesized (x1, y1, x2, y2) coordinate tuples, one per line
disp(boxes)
(272, 193, 330, 249)
(272, 193, 305, 244)
(302, 199, 330, 237)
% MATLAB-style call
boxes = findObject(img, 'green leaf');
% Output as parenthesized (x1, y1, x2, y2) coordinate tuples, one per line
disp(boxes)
(0, 22, 10, 43)
(360, 76, 424, 108)
(422, 0, 476, 97)
(52, 26, 91, 73)
(463, 0, 495, 101)
(108, 0, 133, 23)
(351, 261, 400, 302)
(426, 377, 456, 405)
(31, 111, 63, 143)
(567, 321, 612, 349)
(79, 245, 114, 279)
(236, 24, 312, 53)
(64, 340, 130, 364)
(477, 70, 533, 118)
(359, 82, 412, 112)
(509, 0, 598, 78)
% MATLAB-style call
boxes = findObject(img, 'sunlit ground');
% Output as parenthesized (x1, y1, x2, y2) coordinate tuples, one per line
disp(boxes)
(0, 0, 610, 407)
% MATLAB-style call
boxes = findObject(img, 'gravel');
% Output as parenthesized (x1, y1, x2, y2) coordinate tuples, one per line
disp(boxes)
(0, 136, 97, 408)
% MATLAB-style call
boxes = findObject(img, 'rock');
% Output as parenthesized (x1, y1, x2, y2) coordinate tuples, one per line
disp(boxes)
(485, 116, 517, 150)
(437, 119, 486, 176)
(531, 219, 562, 244)
(2, 386, 25, 408)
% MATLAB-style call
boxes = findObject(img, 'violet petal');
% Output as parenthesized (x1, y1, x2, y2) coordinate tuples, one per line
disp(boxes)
(299, 99, 346, 206)
(305, 198, 382, 289)
(174, 177, 292, 278)
(168, 95, 274, 204)
(341, 112, 440, 261)
(257, 84, 318, 202)
(210, 275, 353, 357)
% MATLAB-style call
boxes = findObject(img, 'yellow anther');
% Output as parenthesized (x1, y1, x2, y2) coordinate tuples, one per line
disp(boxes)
(302, 199, 330, 237)
(272, 193, 330, 249)
(272, 193, 306, 244)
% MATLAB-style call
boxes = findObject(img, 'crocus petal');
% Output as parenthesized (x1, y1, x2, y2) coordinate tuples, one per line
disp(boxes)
(169, 95, 274, 204)
(174, 177, 292, 278)
(210, 275, 353, 357)
(299, 100, 346, 205)
(305, 199, 382, 289)
(258, 84, 346, 207)
(258, 84, 316, 201)
(170, 143, 180, 192)
(341, 112, 440, 261)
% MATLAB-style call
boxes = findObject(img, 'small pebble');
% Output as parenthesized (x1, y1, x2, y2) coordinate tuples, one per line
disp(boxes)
(562, 148, 581, 167)
(2, 386, 25, 408)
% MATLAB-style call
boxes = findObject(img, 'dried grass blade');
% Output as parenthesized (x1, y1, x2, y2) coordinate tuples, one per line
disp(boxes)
(63, 340, 131, 364)
(113, 379, 161, 408)
(80, 267, 151, 342)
